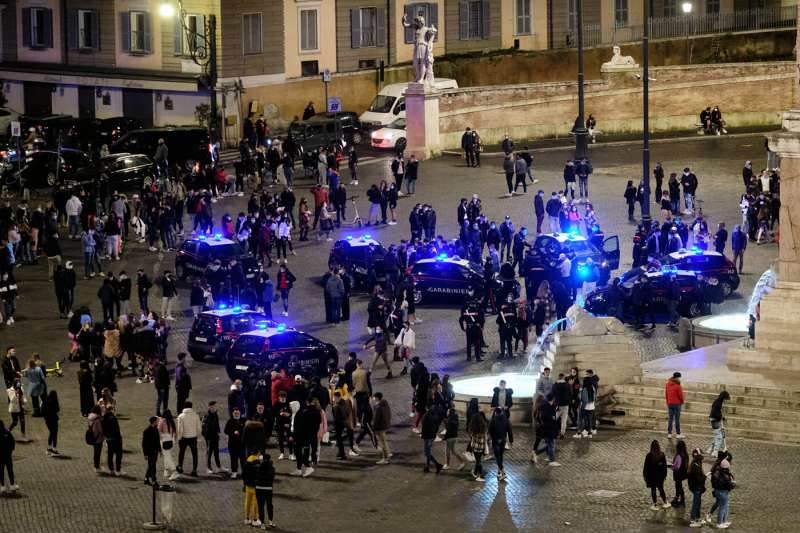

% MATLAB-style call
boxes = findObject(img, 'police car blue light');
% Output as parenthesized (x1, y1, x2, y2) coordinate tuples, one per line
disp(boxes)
(435, 253, 448, 261)
(233, 306, 242, 312)
(276, 323, 287, 332)
(346, 235, 353, 241)
(214, 233, 223, 241)
(218, 303, 227, 310)
(257, 322, 268, 329)
(197, 234, 206, 240)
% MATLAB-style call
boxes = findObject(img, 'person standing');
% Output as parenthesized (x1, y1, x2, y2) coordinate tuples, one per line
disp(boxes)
(159, 271, 177, 321)
(502, 155, 514, 198)
(363, 327, 393, 379)
(154, 138, 169, 178)
(0, 419, 16, 492)
(390, 155, 405, 195)
(574, 370, 596, 438)
(102, 409, 124, 476)
(654, 162, 664, 203)
(681, 167, 698, 215)
(372, 392, 392, 464)
(255, 453, 276, 528)
(142, 416, 161, 486)
(534, 191, 545, 234)
(137, 269, 152, 314)
(442, 407, 466, 470)
(552, 373, 571, 438)
(665, 371, 685, 439)
(643, 439, 671, 510)
(224, 406, 245, 478)
(405, 154, 419, 195)
(706, 391, 730, 456)
(176, 400, 201, 477)
(513, 153, 528, 194)
(175, 352, 192, 413)
(87, 405, 105, 473)
(202, 401, 222, 475)
(21, 358, 45, 417)
(488, 407, 512, 481)
(6, 382, 27, 442)
(671, 439, 689, 507)
(624, 180, 638, 222)
(420, 406, 444, 473)
(546, 192, 562, 234)
(710, 458, 735, 528)
(687, 448, 707, 528)
(576, 157, 592, 201)
(44, 232, 63, 282)
(325, 270, 344, 325)
(158, 410, 179, 481)
(530, 393, 560, 466)
(154, 360, 170, 417)
(461, 127, 476, 167)
(714, 222, 728, 254)
(731, 224, 747, 273)
(276, 264, 296, 317)
(332, 391, 356, 460)
(42, 390, 60, 456)
(468, 410, 488, 482)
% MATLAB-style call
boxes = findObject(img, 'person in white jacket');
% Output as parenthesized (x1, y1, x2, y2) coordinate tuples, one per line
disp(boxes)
(176, 401, 202, 476)
(394, 321, 416, 376)
(65, 194, 83, 239)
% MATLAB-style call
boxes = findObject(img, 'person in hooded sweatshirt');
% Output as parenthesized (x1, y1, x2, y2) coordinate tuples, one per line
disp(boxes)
(290, 398, 320, 478)
(707, 391, 730, 456)
(224, 406, 246, 478)
(272, 390, 293, 460)
(202, 401, 222, 475)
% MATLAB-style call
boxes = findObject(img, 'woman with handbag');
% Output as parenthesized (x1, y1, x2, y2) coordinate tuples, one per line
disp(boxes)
(394, 321, 415, 376)
(468, 410, 488, 482)
(158, 409, 179, 481)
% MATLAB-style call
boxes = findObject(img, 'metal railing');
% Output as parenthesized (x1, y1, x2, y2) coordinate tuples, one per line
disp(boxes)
(561, 5, 797, 49)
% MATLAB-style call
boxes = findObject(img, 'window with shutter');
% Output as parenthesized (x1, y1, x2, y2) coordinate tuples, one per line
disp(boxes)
(360, 8, 378, 47)
(404, 4, 416, 44)
(515, 0, 531, 35)
(179, 14, 206, 55)
(77, 10, 97, 49)
(129, 11, 147, 53)
(480, 0, 490, 39)
(461, 0, 487, 40)
(376, 8, 386, 47)
(458, 2, 468, 40)
(300, 9, 318, 51)
(242, 13, 262, 54)
(28, 7, 52, 48)
(614, 0, 629, 27)
(120, 12, 131, 53)
(428, 3, 438, 42)
(350, 8, 361, 48)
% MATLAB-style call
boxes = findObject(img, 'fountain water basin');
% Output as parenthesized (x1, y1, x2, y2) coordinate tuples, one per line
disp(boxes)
(452, 373, 537, 424)
(692, 312, 749, 347)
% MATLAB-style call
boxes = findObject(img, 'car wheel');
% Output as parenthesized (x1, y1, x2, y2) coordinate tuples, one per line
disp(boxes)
(46, 171, 57, 187)
(175, 263, 187, 281)
(353, 133, 362, 145)
(719, 280, 733, 297)
(395, 138, 407, 152)
(413, 289, 423, 305)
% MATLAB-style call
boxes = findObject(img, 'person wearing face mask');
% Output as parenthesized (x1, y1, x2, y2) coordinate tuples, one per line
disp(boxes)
(224, 406, 245, 478)
(202, 401, 222, 475)
(276, 264, 296, 317)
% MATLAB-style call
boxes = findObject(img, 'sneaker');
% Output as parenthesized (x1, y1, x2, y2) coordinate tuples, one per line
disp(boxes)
(252, 520, 262, 527)
(548, 461, 561, 467)
(205, 469, 214, 475)
(136, 378, 144, 384)
(245, 520, 252, 525)
(591, 430, 597, 435)
(475, 476, 485, 482)
(376, 458, 389, 465)
(411, 428, 421, 434)
(302, 467, 314, 477)
(717, 523, 731, 529)
(290, 469, 302, 476)
(278, 453, 285, 460)
(676, 434, 685, 439)
(441, 464, 449, 470)
(352, 444, 361, 453)
(530, 452, 538, 465)
(0, 486, 5, 494)
(168, 472, 181, 481)
(667, 433, 673, 439)
(573, 433, 582, 439)
(650, 504, 660, 511)
(268, 521, 276, 528)
(289, 454, 296, 461)
(689, 520, 704, 528)
(348, 449, 359, 457)
(662, 502, 672, 509)
(497, 471, 505, 481)
(9, 484, 18, 492)
(94, 468, 103, 474)
(706, 514, 713, 524)
(231, 472, 239, 479)
(434, 436, 443, 443)
(117, 471, 127, 477)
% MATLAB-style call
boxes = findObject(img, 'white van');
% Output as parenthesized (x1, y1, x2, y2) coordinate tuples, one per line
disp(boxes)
(359, 78, 458, 129)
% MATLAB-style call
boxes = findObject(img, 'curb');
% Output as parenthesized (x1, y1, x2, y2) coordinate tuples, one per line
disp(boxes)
(440, 130, 778, 157)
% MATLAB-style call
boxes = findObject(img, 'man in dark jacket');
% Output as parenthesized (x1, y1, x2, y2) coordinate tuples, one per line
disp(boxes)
(102, 410, 124, 476)
(531, 394, 560, 466)
(461, 127, 476, 167)
(545, 192, 562, 234)
(137, 269, 152, 314)
(731, 224, 747, 273)
(174, 352, 191, 412)
(372, 392, 392, 463)
(420, 405, 443, 473)
(681, 167, 698, 214)
(488, 407, 513, 480)
(552, 373, 571, 438)
(202, 401, 222, 474)
(142, 416, 161, 485)
(534, 191, 545, 234)
(291, 400, 321, 477)
(224, 406, 246, 478)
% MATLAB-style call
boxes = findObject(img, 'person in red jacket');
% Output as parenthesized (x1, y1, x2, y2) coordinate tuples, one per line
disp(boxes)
(665, 372, 685, 439)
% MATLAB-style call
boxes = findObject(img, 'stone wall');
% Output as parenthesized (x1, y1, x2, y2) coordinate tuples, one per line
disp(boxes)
(438, 61, 795, 148)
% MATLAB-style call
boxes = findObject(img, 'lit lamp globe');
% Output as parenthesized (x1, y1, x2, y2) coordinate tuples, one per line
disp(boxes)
(159, 3, 176, 18)
(681, 2, 693, 14)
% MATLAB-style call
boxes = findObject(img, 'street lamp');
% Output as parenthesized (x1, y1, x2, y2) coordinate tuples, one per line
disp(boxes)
(159, 1, 219, 143)
(681, 2, 693, 14)
(641, 0, 652, 223)
(573, 0, 589, 161)
(682, 1, 693, 63)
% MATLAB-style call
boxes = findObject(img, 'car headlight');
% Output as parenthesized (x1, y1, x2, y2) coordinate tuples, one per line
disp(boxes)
(371, 131, 378, 138)
(385, 132, 394, 139)
(601, 261, 608, 268)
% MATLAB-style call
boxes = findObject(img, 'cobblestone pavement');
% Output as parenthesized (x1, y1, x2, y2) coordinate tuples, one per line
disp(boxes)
(1, 135, 795, 532)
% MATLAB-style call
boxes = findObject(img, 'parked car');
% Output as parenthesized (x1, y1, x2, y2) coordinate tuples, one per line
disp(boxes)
(288, 114, 358, 154)
(187, 307, 274, 362)
(111, 126, 211, 171)
(410, 254, 518, 306)
(658, 249, 740, 296)
(8, 148, 92, 188)
(328, 235, 386, 289)
(225, 323, 338, 380)
(359, 78, 458, 130)
(95, 117, 144, 148)
(308, 112, 363, 145)
(371, 117, 406, 152)
(175, 234, 262, 281)
(520, 232, 620, 285)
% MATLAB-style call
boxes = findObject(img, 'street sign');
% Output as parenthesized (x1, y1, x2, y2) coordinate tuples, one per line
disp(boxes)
(322, 69, 332, 83)
(10, 121, 20, 137)
(327, 97, 342, 113)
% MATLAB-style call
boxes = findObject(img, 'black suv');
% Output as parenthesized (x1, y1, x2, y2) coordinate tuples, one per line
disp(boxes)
(411, 255, 518, 306)
(288, 113, 361, 153)
(225, 324, 338, 380)
(175, 235, 262, 281)
(658, 249, 740, 296)
(187, 307, 274, 361)
(111, 127, 211, 171)
(329, 236, 386, 288)
(10, 148, 91, 188)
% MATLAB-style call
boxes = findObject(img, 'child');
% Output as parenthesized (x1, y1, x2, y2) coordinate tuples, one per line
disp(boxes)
(242, 453, 260, 526)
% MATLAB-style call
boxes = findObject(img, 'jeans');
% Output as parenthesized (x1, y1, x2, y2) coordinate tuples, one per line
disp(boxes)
(715, 489, 730, 524)
(668, 404, 682, 435)
(0, 459, 14, 486)
(690, 489, 703, 521)
(535, 437, 556, 462)
(206, 437, 221, 470)
(145, 454, 158, 482)
(710, 418, 725, 453)
(557, 405, 569, 436)
(472, 451, 484, 478)
(107, 438, 123, 472)
(580, 409, 594, 433)
(492, 440, 506, 472)
(514, 174, 527, 193)
(548, 215, 560, 234)
(68, 215, 81, 237)
(684, 192, 694, 212)
(375, 430, 390, 458)
(84, 251, 96, 278)
(156, 388, 169, 416)
(406, 179, 416, 195)
(330, 296, 341, 323)
(161, 296, 175, 318)
(579, 176, 589, 198)
(445, 438, 464, 466)
(178, 437, 198, 473)
(46, 419, 58, 448)
(423, 438, 440, 469)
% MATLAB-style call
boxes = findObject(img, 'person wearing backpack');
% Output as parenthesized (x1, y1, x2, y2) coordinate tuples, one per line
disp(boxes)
(710, 458, 736, 529)
(687, 448, 707, 528)
(202, 401, 222, 475)
(87, 404, 105, 473)
(0, 420, 17, 493)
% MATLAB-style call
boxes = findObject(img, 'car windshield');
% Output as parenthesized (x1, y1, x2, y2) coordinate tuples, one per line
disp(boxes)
(390, 118, 406, 130)
(62, 151, 91, 169)
(212, 244, 240, 259)
(232, 335, 264, 354)
(368, 95, 396, 114)
(565, 240, 591, 253)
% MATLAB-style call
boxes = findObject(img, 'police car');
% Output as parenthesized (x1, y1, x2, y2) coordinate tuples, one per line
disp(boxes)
(410, 254, 518, 306)
(526, 232, 620, 285)
(658, 248, 740, 296)
(584, 267, 711, 319)
(225, 322, 338, 381)
(175, 233, 261, 281)
(187, 306, 273, 362)
(329, 235, 386, 288)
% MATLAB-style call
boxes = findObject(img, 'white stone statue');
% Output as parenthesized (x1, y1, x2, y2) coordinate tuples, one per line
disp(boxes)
(402, 13, 437, 86)
(565, 304, 628, 336)
(601, 45, 639, 72)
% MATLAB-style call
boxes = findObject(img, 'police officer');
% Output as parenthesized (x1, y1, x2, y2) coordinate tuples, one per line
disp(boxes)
(632, 278, 656, 330)
(459, 299, 485, 362)
(512, 227, 529, 272)
(666, 274, 681, 329)
(496, 302, 517, 359)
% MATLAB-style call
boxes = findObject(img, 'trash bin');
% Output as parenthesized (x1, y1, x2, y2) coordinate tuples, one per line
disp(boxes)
(158, 484, 176, 525)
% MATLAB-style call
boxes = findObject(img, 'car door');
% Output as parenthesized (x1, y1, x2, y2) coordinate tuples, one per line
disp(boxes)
(602, 235, 621, 270)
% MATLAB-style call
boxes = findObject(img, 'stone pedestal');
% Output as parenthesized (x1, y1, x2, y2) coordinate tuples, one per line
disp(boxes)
(404, 82, 440, 160)
(547, 332, 641, 391)
(728, 109, 800, 369)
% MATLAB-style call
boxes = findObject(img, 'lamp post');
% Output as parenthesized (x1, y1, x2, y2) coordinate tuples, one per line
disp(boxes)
(682, 1, 693, 64)
(160, 1, 218, 142)
(641, 0, 651, 223)
(573, 0, 589, 161)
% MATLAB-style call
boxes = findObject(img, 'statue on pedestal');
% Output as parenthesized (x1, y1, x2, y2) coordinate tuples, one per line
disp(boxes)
(601, 45, 639, 72)
(402, 13, 437, 86)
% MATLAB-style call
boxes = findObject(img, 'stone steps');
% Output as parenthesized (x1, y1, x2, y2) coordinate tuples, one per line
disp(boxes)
(633, 376, 800, 399)
(608, 404, 800, 434)
(613, 393, 800, 422)
(617, 383, 800, 410)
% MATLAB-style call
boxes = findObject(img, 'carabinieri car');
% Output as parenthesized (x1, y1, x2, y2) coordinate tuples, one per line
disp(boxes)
(175, 234, 261, 281)
(329, 235, 386, 288)
(523, 232, 621, 285)
(658, 248, 740, 296)
(187, 306, 273, 362)
(410, 254, 519, 306)
(225, 322, 338, 381)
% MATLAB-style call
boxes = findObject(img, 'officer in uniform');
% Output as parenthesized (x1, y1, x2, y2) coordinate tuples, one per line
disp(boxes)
(496, 302, 517, 359)
(459, 299, 485, 362)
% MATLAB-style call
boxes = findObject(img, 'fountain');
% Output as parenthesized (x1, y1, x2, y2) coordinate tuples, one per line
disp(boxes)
(450, 319, 567, 424)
